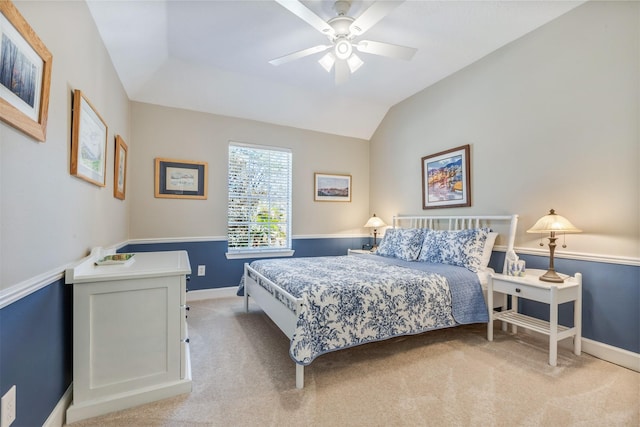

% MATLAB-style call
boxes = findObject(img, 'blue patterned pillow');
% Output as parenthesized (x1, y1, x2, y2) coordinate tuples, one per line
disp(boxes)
(417, 229, 440, 263)
(375, 228, 397, 257)
(376, 228, 426, 261)
(417, 228, 489, 272)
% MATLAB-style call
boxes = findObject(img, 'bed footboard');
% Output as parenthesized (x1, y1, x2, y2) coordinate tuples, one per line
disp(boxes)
(243, 263, 306, 388)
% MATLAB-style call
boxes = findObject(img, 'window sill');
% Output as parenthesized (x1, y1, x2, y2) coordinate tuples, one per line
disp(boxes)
(225, 250, 295, 260)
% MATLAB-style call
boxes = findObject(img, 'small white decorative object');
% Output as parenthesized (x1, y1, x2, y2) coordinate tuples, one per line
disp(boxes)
(506, 250, 525, 276)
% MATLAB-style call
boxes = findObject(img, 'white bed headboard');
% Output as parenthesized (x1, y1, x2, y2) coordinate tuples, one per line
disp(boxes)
(392, 214, 519, 273)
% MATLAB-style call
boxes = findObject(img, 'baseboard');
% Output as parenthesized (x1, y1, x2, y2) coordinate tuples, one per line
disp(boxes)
(581, 337, 640, 372)
(186, 286, 238, 301)
(43, 384, 72, 427)
(518, 329, 639, 372)
(66, 379, 192, 424)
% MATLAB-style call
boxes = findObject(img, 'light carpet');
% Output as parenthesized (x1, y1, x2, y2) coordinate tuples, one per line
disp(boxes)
(66, 297, 639, 426)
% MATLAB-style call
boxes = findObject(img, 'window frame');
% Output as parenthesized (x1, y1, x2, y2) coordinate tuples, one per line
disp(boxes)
(226, 141, 293, 259)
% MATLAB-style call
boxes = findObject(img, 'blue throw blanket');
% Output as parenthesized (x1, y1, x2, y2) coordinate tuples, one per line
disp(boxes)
(359, 254, 489, 324)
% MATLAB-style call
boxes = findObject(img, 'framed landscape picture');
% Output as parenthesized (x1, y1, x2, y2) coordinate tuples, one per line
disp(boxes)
(114, 135, 128, 200)
(421, 144, 471, 209)
(71, 90, 108, 187)
(0, 0, 53, 142)
(314, 173, 351, 202)
(155, 157, 208, 199)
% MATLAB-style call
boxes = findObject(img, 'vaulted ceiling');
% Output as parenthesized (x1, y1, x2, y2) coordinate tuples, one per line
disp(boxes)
(87, 0, 584, 140)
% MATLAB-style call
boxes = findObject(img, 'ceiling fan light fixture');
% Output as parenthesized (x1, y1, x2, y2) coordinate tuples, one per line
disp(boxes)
(271, 0, 418, 84)
(347, 53, 363, 73)
(334, 38, 352, 60)
(318, 52, 336, 72)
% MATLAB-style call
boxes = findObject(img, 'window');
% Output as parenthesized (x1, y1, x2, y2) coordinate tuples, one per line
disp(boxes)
(227, 142, 292, 258)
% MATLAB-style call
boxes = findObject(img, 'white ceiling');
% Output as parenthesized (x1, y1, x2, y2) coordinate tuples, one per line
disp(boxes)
(87, 0, 584, 140)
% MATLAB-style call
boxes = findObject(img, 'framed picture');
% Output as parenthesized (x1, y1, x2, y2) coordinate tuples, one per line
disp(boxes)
(155, 157, 208, 199)
(0, 0, 53, 142)
(113, 135, 128, 200)
(314, 173, 351, 202)
(421, 144, 471, 209)
(71, 90, 108, 187)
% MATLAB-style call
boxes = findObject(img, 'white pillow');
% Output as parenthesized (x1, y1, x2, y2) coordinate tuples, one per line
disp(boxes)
(479, 232, 499, 271)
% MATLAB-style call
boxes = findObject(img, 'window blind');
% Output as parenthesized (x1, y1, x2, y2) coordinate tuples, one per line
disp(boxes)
(228, 142, 292, 252)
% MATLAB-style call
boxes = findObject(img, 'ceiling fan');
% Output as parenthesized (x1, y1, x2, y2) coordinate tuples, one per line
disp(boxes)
(270, 0, 417, 84)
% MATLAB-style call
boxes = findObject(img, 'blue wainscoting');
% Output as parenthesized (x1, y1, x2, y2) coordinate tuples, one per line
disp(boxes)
(489, 252, 640, 354)
(122, 240, 639, 354)
(0, 278, 73, 427)
(121, 236, 370, 291)
(0, 240, 637, 425)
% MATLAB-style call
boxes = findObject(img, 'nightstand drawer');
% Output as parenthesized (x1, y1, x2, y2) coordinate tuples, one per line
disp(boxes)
(492, 279, 549, 303)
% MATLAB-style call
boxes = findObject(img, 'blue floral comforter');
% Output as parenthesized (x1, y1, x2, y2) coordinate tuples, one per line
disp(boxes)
(244, 254, 488, 365)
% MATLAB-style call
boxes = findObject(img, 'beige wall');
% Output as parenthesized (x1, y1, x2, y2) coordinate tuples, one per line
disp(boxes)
(370, 1, 639, 259)
(2, 0, 637, 292)
(129, 102, 369, 239)
(0, 1, 130, 289)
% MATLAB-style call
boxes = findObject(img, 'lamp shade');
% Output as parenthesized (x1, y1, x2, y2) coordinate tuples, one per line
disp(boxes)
(526, 209, 581, 283)
(364, 214, 386, 229)
(526, 209, 581, 234)
(347, 53, 364, 73)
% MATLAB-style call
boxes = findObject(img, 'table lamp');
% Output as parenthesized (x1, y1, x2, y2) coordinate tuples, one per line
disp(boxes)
(526, 209, 581, 283)
(364, 214, 386, 249)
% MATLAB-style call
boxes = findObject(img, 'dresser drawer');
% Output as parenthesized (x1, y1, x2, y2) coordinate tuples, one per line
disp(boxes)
(492, 279, 550, 303)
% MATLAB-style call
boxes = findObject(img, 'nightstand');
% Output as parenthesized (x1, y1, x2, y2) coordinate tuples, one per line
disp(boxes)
(487, 269, 582, 366)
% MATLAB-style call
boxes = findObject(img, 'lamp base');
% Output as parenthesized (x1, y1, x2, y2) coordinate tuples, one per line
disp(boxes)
(539, 269, 564, 283)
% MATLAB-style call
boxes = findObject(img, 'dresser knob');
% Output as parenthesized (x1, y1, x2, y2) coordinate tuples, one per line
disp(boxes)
(184, 338, 190, 344)
(516, 288, 521, 293)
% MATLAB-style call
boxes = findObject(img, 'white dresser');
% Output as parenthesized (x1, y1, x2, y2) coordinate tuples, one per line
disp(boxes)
(65, 248, 192, 423)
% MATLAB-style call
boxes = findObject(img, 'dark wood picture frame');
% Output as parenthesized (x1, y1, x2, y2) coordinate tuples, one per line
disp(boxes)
(155, 157, 208, 199)
(421, 144, 471, 209)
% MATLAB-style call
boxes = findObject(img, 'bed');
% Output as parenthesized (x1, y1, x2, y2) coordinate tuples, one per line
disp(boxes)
(241, 214, 519, 388)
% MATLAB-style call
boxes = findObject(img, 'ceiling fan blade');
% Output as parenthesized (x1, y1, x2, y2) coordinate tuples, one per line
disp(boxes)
(355, 40, 416, 61)
(349, 0, 404, 37)
(274, 0, 335, 37)
(269, 44, 331, 66)
(334, 59, 350, 85)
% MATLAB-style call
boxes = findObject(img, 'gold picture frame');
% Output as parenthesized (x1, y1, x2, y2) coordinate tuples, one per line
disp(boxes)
(314, 173, 352, 202)
(71, 90, 108, 186)
(114, 135, 128, 200)
(155, 157, 208, 199)
(0, 0, 53, 142)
